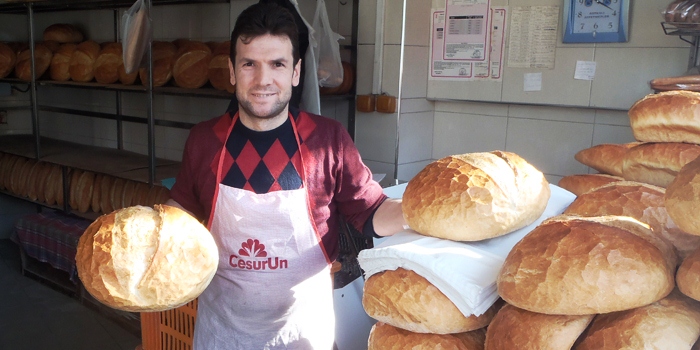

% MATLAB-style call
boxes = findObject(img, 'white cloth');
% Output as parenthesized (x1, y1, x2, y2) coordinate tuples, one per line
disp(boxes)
(357, 184, 576, 317)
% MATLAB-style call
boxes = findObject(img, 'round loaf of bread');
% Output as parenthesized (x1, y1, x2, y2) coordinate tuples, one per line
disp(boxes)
(557, 173, 623, 196)
(666, 156, 700, 237)
(484, 303, 593, 350)
(575, 290, 700, 350)
(42, 164, 61, 206)
(43, 23, 83, 43)
(368, 322, 486, 350)
(118, 64, 139, 85)
(91, 173, 103, 213)
(49, 43, 77, 81)
(629, 91, 700, 144)
(76, 205, 219, 312)
(132, 181, 150, 206)
(76, 171, 95, 213)
(574, 142, 640, 177)
(621, 142, 700, 188)
(0, 42, 16, 79)
(678, 247, 700, 302)
(110, 177, 126, 211)
(9, 156, 27, 196)
(69, 40, 100, 82)
(172, 40, 212, 89)
(0, 154, 18, 191)
(402, 151, 550, 241)
(120, 180, 135, 209)
(99, 175, 115, 214)
(363, 268, 502, 334)
(25, 161, 44, 201)
(94, 42, 123, 84)
(15, 43, 53, 81)
(69, 168, 83, 211)
(208, 41, 234, 92)
(497, 215, 675, 315)
(565, 181, 700, 261)
(139, 41, 176, 87)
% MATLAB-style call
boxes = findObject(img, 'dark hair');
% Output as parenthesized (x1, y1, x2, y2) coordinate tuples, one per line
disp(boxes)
(229, 2, 300, 65)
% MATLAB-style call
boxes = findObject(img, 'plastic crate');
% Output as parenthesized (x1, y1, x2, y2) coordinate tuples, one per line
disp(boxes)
(140, 299, 198, 350)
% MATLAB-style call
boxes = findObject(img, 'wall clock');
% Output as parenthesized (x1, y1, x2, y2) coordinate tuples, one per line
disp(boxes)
(563, 0, 629, 43)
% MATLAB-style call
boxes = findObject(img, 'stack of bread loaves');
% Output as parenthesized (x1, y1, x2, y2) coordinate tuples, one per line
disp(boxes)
(560, 91, 700, 194)
(0, 153, 170, 215)
(360, 151, 566, 349)
(76, 205, 218, 311)
(491, 214, 700, 349)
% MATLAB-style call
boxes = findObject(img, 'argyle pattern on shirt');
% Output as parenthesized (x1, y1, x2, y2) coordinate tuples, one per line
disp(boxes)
(220, 116, 303, 194)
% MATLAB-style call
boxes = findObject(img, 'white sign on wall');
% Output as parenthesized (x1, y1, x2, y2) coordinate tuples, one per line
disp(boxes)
(429, 2, 507, 82)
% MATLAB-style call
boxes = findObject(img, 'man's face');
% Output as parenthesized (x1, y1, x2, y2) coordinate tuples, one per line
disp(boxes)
(229, 34, 301, 124)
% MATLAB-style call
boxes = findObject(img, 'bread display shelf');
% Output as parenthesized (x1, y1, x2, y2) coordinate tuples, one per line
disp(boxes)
(0, 0, 228, 14)
(662, 22, 700, 45)
(0, 134, 180, 183)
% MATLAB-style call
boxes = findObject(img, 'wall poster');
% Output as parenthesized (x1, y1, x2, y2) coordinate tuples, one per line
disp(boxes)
(430, 2, 507, 82)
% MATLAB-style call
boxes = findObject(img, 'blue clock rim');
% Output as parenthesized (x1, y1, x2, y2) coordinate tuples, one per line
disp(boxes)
(562, 0, 629, 43)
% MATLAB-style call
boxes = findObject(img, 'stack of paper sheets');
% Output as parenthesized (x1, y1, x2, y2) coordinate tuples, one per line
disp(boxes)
(358, 184, 576, 317)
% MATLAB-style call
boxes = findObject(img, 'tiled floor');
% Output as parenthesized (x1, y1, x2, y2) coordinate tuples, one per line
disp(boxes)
(0, 239, 141, 350)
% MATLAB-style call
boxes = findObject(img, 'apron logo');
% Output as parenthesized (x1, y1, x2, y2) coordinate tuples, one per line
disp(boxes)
(229, 238, 289, 270)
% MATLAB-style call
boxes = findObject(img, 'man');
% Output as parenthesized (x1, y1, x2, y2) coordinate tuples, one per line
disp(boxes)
(166, 3, 405, 349)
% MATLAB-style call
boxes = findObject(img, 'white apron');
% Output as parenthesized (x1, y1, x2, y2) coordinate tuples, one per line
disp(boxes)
(193, 113, 335, 350)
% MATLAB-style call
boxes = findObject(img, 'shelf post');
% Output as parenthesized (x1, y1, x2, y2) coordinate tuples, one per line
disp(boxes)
(26, 3, 41, 160)
(114, 8, 124, 150)
(146, 0, 155, 186)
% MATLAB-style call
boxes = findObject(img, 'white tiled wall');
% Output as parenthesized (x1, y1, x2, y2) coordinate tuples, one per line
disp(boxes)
(354, 0, 694, 188)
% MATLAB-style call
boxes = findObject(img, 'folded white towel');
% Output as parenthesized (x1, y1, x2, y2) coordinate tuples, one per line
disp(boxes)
(358, 184, 576, 317)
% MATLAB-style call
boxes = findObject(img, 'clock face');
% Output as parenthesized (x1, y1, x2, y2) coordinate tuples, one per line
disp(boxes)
(572, 0, 622, 34)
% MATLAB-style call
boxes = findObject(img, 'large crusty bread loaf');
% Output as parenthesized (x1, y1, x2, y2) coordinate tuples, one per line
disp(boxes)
(368, 322, 486, 350)
(208, 41, 235, 92)
(43, 23, 83, 43)
(0, 42, 16, 79)
(574, 142, 640, 177)
(139, 41, 176, 87)
(402, 151, 550, 241)
(172, 40, 212, 89)
(94, 42, 123, 84)
(629, 90, 700, 144)
(15, 43, 53, 81)
(363, 268, 502, 334)
(69, 40, 100, 82)
(574, 290, 700, 350)
(76, 205, 218, 312)
(497, 215, 675, 315)
(557, 173, 623, 196)
(49, 43, 77, 81)
(484, 303, 593, 350)
(678, 247, 700, 302)
(564, 181, 700, 261)
(666, 156, 700, 237)
(621, 142, 700, 188)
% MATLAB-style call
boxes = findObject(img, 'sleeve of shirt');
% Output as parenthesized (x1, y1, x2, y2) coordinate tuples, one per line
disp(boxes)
(333, 127, 387, 235)
(169, 128, 206, 221)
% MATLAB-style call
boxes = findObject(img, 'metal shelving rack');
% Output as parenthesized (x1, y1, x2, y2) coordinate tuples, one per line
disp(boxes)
(0, 0, 230, 187)
(662, 21, 700, 70)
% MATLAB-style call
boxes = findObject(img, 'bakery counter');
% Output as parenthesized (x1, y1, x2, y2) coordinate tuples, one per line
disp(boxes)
(0, 134, 180, 183)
